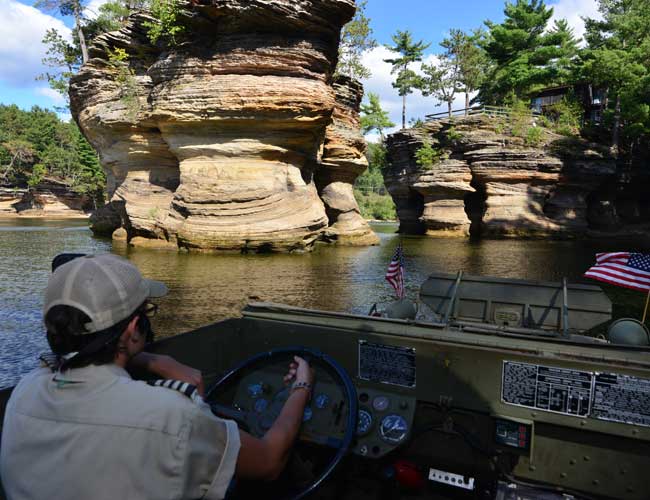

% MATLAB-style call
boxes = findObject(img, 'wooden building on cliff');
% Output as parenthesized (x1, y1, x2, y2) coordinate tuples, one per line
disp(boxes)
(530, 84, 605, 124)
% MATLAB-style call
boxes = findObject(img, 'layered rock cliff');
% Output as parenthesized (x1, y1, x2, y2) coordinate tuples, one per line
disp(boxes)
(384, 115, 649, 238)
(0, 180, 92, 218)
(70, 0, 377, 252)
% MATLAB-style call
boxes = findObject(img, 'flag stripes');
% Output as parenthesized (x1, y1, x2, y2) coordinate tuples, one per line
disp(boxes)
(385, 243, 405, 298)
(584, 252, 650, 292)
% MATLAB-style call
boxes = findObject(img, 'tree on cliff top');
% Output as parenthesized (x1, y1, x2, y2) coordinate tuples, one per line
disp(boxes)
(455, 29, 490, 112)
(384, 30, 430, 129)
(360, 93, 395, 142)
(337, 0, 377, 80)
(419, 57, 461, 118)
(578, 0, 650, 158)
(417, 29, 488, 118)
(37, 0, 136, 108)
(478, 0, 565, 103)
(35, 0, 90, 64)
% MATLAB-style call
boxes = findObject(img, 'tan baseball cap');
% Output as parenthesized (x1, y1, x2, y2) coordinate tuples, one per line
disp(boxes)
(44, 254, 168, 334)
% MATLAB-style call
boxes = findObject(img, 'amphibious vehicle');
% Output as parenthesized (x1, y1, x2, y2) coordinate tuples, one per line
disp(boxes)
(1, 272, 649, 499)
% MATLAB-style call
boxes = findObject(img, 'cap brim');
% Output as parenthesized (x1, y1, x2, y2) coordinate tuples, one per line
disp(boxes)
(144, 278, 168, 298)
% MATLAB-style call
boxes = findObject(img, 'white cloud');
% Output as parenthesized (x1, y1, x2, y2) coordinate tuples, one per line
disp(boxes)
(84, 0, 110, 20)
(35, 86, 66, 105)
(0, 0, 71, 86)
(360, 46, 469, 138)
(548, 0, 602, 43)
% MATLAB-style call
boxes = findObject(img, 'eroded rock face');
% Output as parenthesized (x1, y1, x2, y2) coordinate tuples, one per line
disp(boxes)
(385, 115, 624, 238)
(317, 75, 379, 245)
(70, 0, 377, 251)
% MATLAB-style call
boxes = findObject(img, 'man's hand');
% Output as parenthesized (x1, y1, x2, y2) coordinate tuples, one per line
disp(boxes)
(237, 355, 315, 481)
(129, 353, 205, 396)
(283, 356, 314, 388)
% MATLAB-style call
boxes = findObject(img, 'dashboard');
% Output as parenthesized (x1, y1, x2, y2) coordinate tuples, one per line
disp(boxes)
(232, 362, 416, 458)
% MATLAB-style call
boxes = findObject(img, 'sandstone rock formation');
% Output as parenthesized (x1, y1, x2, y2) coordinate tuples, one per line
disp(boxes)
(0, 180, 92, 218)
(70, 0, 377, 252)
(384, 115, 633, 238)
(317, 75, 379, 245)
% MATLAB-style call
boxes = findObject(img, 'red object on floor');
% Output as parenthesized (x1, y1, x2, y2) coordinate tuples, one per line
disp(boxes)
(394, 459, 425, 490)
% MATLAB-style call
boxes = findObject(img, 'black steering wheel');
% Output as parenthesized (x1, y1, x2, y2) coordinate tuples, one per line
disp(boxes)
(205, 347, 358, 500)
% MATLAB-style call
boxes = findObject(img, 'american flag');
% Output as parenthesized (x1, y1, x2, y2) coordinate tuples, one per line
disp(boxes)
(584, 252, 650, 292)
(385, 243, 405, 298)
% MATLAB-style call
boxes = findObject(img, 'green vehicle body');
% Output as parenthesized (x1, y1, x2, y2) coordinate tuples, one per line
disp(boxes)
(1, 272, 648, 499)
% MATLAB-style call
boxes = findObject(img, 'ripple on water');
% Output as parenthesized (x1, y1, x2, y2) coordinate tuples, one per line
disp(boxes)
(2, 218, 648, 389)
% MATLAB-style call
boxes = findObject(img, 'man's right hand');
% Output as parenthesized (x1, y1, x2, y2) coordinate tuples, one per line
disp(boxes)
(283, 356, 314, 388)
(236, 355, 315, 481)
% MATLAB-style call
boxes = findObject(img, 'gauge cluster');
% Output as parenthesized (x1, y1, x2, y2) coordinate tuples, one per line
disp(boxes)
(353, 388, 416, 458)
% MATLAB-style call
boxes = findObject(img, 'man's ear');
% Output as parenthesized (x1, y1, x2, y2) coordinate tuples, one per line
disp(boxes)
(121, 315, 141, 344)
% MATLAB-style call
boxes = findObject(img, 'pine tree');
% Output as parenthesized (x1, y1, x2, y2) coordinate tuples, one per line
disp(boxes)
(579, 0, 650, 156)
(419, 57, 460, 118)
(337, 0, 377, 80)
(384, 30, 430, 129)
(360, 93, 395, 141)
(545, 19, 579, 85)
(478, 0, 557, 103)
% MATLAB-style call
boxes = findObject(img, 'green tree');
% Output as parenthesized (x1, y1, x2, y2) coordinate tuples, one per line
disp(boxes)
(479, 0, 558, 103)
(35, 0, 90, 63)
(419, 58, 459, 118)
(1, 140, 35, 184)
(456, 29, 490, 112)
(337, 0, 377, 80)
(579, 0, 650, 157)
(360, 93, 395, 141)
(38, 28, 81, 108)
(419, 29, 489, 117)
(0, 105, 105, 203)
(384, 30, 430, 129)
(546, 19, 579, 83)
(143, 0, 185, 45)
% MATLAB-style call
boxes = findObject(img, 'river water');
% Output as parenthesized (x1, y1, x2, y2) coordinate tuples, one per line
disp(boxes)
(1, 218, 648, 388)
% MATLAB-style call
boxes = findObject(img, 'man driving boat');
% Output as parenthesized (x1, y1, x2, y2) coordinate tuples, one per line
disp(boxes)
(0, 253, 313, 500)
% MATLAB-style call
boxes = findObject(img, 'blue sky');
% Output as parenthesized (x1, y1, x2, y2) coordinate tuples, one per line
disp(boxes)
(0, 0, 600, 129)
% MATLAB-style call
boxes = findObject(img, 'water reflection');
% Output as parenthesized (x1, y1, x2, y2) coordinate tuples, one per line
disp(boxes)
(1, 217, 648, 388)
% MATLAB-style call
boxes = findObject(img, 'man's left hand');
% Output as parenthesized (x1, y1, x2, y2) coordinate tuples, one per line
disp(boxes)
(129, 353, 205, 396)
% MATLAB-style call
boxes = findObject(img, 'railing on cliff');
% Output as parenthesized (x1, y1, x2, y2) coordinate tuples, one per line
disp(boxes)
(424, 105, 541, 121)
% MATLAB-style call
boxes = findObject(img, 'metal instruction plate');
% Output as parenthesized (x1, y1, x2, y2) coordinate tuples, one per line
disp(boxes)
(591, 372, 650, 428)
(502, 361, 592, 417)
(358, 341, 416, 388)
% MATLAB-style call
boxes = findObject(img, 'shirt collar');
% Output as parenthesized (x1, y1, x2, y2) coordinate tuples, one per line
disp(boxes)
(52, 363, 131, 385)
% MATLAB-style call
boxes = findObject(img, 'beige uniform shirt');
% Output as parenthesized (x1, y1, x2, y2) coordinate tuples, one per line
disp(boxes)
(0, 364, 240, 500)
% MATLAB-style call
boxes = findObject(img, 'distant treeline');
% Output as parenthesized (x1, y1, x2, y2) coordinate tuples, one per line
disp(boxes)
(0, 105, 104, 203)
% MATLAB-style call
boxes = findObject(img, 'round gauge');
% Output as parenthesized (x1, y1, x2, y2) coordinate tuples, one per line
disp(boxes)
(247, 382, 264, 399)
(379, 414, 409, 445)
(314, 393, 330, 409)
(356, 409, 374, 436)
(372, 395, 390, 412)
(253, 398, 269, 414)
(302, 407, 313, 422)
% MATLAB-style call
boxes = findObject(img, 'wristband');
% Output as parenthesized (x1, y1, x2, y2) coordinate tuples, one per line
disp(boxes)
(290, 381, 312, 395)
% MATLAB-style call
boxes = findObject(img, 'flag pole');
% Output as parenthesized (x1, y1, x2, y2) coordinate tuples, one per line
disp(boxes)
(642, 290, 650, 324)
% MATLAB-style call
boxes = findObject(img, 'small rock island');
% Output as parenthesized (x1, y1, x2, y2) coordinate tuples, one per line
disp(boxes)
(70, 0, 378, 252)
